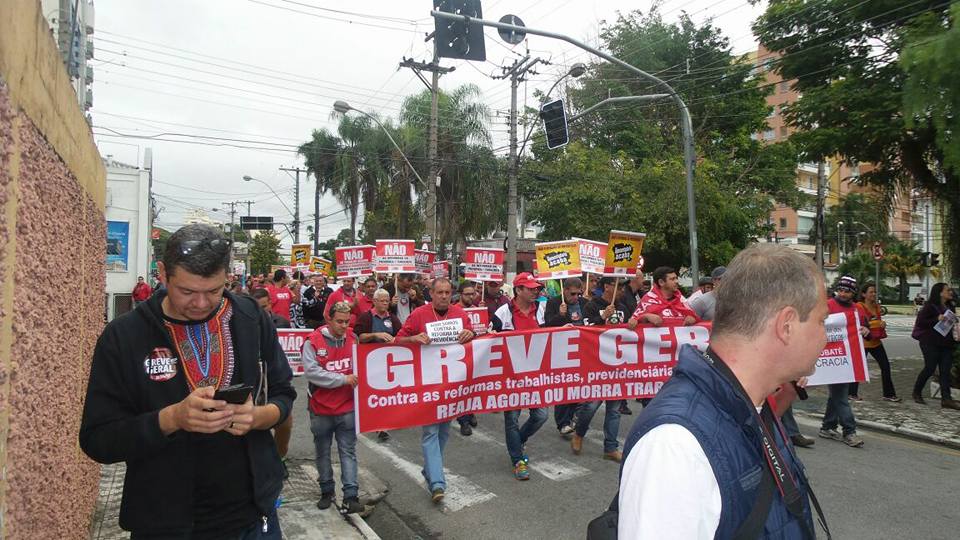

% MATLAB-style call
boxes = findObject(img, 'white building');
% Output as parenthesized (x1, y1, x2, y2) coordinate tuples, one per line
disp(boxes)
(41, 0, 95, 115)
(104, 154, 152, 320)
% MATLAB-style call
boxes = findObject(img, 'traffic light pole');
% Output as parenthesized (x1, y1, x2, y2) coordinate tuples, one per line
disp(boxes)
(431, 10, 701, 284)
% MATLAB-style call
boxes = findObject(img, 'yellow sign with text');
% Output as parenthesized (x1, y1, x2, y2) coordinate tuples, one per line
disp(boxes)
(310, 256, 333, 276)
(603, 230, 646, 277)
(291, 244, 311, 266)
(534, 240, 582, 280)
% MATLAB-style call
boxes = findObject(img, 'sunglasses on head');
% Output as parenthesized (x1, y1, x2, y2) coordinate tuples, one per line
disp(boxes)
(180, 238, 231, 256)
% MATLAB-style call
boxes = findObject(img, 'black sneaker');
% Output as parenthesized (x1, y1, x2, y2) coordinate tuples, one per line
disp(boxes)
(340, 497, 373, 517)
(316, 492, 335, 510)
(618, 403, 633, 415)
(460, 423, 473, 436)
(469, 415, 478, 427)
(377, 431, 390, 442)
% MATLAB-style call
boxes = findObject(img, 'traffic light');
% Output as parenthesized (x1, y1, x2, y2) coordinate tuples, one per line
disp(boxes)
(931, 253, 941, 267)
(433, 0, 486, 61)
(539, 98, 569, 149)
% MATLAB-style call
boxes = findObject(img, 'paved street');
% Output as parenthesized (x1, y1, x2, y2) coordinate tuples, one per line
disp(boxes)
(283, 372, 960, 540)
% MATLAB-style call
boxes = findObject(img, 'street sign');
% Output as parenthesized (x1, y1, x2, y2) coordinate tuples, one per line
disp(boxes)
(240, 216, 274, 230)
(872, 242, 883, 261)
(498, 14, 525, 44)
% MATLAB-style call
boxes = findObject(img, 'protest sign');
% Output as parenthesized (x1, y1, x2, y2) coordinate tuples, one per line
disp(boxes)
(374, 239, 417, 273)
(464, 247, 505, 282)
(354, 315, 871, 432)
(291, 244, 311, 267)
(425, 318, 464, 345)
(535, 240, 582, 280)
(415, 249, 437, 274)
(309, 256, 333, 276)
(806, 311, 870, 386)
(573, 238, 607, 275)
(432, 260, 450, 279)
(276, 328, 312, 376)
(463, 306, 489, 335)
(335, 245, 374, 278)
(603, 230, 646, 276)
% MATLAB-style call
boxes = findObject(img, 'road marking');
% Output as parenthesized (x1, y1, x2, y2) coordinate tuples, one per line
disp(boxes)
(358, 435, 496, 512)
(469, 428, 591, 481)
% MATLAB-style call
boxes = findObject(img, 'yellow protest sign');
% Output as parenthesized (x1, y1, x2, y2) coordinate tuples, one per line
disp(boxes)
(603, 230, 646, 276)
(534, 240, 582, 279)
(310, 256, 333, 276)
(290, 244, 311, 267)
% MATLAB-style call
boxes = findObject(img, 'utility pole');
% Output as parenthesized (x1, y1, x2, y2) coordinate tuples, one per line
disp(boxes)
(222, 201, 239, 268)
(400, 51, 454, 252)
(496, 55, 545, 278)
(815, 161, 826, 273)
(279, 166, 306, 243)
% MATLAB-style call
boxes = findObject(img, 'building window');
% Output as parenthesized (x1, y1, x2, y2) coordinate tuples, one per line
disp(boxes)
(779, 218, 787, 229)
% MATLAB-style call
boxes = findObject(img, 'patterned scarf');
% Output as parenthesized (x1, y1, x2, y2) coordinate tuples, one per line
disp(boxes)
(164, 299, 236, 391)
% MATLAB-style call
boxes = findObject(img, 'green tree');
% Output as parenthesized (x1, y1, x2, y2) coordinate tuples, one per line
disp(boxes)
(298, 127, 341, 250)
(754, 0, 959, 277)
(817, 193, 889, 259)
(249, 231, 281, 275)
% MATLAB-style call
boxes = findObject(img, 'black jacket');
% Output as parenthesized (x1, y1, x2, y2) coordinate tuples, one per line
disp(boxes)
(616, 286, 643, 319)
(543, 296, 590, 327)
(79, 291, 296, 535)
(584, 296, 626, 325)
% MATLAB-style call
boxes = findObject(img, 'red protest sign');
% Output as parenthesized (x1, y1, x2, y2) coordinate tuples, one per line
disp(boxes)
(355, 324, 712, 432)
(573, 237, 607, 275)
(463, 306, 489, 335)
(464, 247, 505, 282)
(432, 260, 450, 279)
(374, 239, 416, 273)
(414, 249, 436, 274)
(276, 328, 312, 376)
(335, 245, 375, 278)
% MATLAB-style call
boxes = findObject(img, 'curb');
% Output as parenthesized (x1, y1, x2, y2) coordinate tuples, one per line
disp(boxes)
(794, 410, 960, 451)
(345, 514, 382, 540)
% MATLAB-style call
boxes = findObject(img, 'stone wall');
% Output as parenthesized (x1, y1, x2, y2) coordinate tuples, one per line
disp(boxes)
(0, 1, 107, 538)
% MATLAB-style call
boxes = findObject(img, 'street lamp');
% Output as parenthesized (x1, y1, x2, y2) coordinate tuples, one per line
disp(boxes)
(837, 220, 844, 264)
(243, 175, 297, 239)
(333, 100, 431, 243)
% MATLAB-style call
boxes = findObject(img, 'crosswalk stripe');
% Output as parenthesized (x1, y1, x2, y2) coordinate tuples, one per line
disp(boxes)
(468, 428, 591, 481)
(358, 434, 496, 513)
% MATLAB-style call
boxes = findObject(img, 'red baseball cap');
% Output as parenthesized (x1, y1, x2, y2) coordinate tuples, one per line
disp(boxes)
(513, 272, 542, 289)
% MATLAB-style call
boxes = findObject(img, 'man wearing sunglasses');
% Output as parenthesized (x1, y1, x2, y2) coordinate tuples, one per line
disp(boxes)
(80, 224, 296, 539)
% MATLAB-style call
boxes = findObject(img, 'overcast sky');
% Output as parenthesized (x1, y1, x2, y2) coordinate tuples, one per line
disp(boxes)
(91, 0, 766, 247)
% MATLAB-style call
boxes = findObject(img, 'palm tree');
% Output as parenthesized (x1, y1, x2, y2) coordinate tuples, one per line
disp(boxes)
(884, 240, 939, 303)
(400, 84, 497, 255)
(298, 128, 342, 251)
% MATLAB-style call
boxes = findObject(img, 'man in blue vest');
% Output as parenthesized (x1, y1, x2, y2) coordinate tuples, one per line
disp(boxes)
(619, 244, 826, 538)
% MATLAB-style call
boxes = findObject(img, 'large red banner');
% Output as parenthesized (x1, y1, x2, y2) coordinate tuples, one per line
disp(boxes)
(355, 324, 711, 432)
(277, 328, 312, 376)
(352, 316, 870, 433)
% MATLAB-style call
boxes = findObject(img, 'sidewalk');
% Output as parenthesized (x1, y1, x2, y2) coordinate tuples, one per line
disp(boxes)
(89, 458, 386, 540)
(793, 356, 960, 449)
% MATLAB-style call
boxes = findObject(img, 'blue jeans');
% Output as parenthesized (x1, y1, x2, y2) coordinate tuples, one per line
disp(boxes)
(309, 410, 358, 499)
(504, 408, 548, 464)
(421, 422, 450, 491)
(554, 403, 580, 430)
(575, 400, 621, 452)
(781, 406, 800, 437)
(821, 383, 857, 436)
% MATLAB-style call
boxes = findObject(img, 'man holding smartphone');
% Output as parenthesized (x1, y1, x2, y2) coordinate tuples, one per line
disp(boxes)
(80, 224, 296, 539)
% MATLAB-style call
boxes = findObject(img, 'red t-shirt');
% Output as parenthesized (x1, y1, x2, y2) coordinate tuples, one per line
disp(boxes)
(510, 301, 543, 331)
(326, 287, 363, 326)
(353, 295, 374, 320)
(132, 282, 153, 301)
(266, 284, 292, 321)
(306, 328, 355, 416)
(397, 303, 472, 337)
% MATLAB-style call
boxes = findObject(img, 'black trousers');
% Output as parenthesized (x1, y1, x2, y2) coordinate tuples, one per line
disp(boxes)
(849, 344, 897, 398)
(914, 342, 955, 401)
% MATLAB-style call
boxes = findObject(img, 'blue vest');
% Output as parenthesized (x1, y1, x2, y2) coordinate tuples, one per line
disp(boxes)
(622, 345, 816, 539)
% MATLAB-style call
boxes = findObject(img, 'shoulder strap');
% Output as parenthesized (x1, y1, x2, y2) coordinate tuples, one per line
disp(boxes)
(732, 466, 775, 540)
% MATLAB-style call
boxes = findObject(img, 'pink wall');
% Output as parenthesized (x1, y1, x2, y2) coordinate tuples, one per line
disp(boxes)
(1, 79, 104, 539)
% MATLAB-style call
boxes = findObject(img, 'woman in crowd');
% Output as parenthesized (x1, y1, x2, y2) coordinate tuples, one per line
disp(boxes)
(851, 283, 900, 402)
(911, 282, 960, 410)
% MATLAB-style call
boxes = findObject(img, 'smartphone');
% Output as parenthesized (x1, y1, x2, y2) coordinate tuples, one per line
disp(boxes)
(214, 384, 253, 404)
